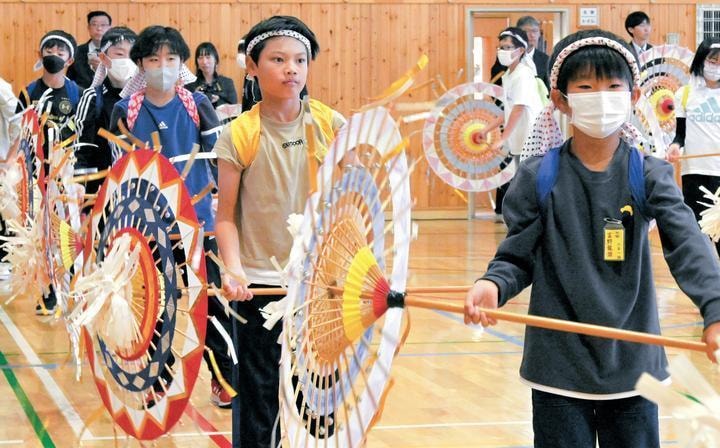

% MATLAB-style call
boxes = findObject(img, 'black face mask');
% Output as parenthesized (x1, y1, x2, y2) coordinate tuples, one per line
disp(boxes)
(42, 55, 66, 74)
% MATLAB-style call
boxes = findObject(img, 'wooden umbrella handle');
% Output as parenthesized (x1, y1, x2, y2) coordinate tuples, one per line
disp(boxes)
(677, 152, 720, 160)
(404, 296, 708, 353)
(208, 287, 286, 297)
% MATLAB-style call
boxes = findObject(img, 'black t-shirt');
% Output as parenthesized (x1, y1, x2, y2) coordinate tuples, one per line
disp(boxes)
(18, 78, 79, 143)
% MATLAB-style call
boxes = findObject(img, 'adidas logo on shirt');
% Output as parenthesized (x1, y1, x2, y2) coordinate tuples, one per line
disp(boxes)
(158, 121, 169, 130)
(688, 97, 720, 123)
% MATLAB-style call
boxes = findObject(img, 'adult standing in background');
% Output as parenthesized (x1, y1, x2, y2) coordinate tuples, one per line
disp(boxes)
(68, 11, 112, 89)
(517, 16, 549, 90)
(186, 42, 238, 108)
(625, 11, 653, 61)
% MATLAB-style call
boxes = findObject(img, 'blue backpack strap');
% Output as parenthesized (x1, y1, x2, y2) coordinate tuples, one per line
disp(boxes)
(27, 80, 39, 100)
(94, 85, 104, 119)
(628, 147, 648, 218)
(536, 146, 562, 212)
(65, 80, 80, 107)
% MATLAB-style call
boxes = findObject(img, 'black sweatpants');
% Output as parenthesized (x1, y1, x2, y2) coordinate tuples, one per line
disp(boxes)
(231, 286, 283, 447)
(681, 173, 720, 258)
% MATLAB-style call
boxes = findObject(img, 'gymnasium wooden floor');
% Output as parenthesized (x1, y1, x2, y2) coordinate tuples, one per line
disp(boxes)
(0, 217, 715, 447)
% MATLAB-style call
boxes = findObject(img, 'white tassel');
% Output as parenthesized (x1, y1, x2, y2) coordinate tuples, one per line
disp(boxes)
(0, 217, 49, 304)
(636, 354, 720, 447)
(69, 234, 142, 353)
(699, 185, 720, 242)
(0, 164, 22, 221)
(260, 297, 287, 331)
(286, 213, 304, 239)
(258, 213, 305, 330)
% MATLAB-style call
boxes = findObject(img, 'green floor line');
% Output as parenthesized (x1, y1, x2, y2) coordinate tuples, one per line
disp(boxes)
(0, 350, 55, 448)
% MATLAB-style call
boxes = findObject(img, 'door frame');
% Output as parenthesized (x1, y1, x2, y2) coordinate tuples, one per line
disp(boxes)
(464, 7, 570, 219)
(465, 6, 571, 84)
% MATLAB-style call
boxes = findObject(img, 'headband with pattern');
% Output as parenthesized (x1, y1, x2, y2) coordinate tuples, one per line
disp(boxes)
(499, 30, 528, 49)
(521, 36, 645, 160)
(40, 34, 75, 59)
(245, 30, 312, 56)
(549, 36, 641, 89)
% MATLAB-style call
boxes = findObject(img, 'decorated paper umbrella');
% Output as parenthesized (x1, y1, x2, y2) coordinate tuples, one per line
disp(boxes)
(280, 106, 412, 447)
(43, 132, 86, 306)
(422, 81, 515, 192)
(13, 106, 46, 221)
(634, 44, 694, 155)
(74, 148, 207, 440)
(280, 105, 709, 445)
(0, 98, 54, 303)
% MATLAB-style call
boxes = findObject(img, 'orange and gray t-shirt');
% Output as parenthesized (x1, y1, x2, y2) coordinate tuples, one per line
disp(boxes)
(213, 106, 345, 284)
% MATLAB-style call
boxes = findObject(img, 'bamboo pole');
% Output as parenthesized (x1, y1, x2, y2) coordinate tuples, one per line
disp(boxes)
(677, 152, 720, 160)
(206, 282, 707, 352)
(404, 296, 707, 353)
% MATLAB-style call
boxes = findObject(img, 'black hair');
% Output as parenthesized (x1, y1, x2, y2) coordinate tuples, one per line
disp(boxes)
(690, 37, 720, 77)
(498, 27, 529, 50)
(550, 29, 635, 94)
(87, 11, 112, 25)
(194, 42, 220, 77)
(237, 38, 246, 54)
(244, 15, 320, 63)
(130, 26, 190, 62)
(624, 11, 650, 36)
(516, 16, 540, 29)
(40, 30, 77, 58)
(100, 26, 137, 51)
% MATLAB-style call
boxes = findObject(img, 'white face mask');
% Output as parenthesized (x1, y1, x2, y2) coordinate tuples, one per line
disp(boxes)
(107, 58, 137, 86)
(497, 49, 520, 67)
(704, 62, 720, 82)
(144, 66, 179, 91)
(567, 91, 632, 139)
(236, 53, 246, 70)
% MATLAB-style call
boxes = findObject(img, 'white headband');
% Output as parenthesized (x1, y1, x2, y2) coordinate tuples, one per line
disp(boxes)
(245, 30, 312, 56)
(40, 34, 75, 59)
(711, 43, 720, 49)
(100, 35, 135, 53)
(500, 31, 528, 49)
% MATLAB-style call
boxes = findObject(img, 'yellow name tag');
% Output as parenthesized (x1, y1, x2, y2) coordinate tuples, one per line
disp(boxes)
(604, 220, 624, 261)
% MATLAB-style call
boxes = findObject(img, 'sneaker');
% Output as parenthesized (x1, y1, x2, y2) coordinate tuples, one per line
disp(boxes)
(35, 302, 57, 316)
(210, 379, 232, 409)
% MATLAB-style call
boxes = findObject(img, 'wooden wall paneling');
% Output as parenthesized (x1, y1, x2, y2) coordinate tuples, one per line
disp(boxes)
(0, 1, 701, 214)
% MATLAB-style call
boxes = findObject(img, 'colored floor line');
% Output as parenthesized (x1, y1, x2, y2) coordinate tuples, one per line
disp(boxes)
(0, 363, 58, 370)
(0, 350, 54, 447)
(183, 404, 232, 448)
(0, 307, 93, 439)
